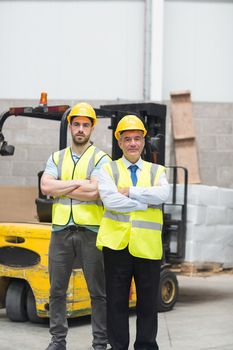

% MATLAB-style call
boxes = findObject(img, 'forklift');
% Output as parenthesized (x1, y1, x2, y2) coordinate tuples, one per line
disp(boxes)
(0, 96, 188, 322)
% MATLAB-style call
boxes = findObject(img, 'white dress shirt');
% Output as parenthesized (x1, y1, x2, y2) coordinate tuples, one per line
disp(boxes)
(97, 156, 170, 213)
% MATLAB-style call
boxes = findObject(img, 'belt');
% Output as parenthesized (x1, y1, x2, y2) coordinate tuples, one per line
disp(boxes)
(67, 225, 78, 232)
(64, 225, 90, 232)
(52, 224, 94, 233)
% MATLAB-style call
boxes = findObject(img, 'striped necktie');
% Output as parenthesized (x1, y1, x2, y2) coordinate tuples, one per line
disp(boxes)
(129, 165, 138, 186)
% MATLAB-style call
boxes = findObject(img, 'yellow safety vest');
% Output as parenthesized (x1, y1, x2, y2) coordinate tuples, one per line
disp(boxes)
(52, 145, 110, 226)
(96, 158, 165, 260)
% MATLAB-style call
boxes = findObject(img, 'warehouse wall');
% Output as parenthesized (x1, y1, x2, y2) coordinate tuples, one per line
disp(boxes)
(0, 0, 144, 100)
(163, 0, 233, 102)
(1, 1, 233, 103)
(0, 98, 113, 186)
(192, 102, 233, 187)
(0, 99, 233, 188)
(1, 0, 233, 187)
(166, 101, 233, 188)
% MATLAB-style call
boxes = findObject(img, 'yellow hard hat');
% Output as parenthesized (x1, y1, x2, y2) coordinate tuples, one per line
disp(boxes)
(114, 115, 147, 140)
(67, 102, 97, 125)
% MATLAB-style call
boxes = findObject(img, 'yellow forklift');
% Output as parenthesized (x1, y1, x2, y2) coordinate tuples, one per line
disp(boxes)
(0, 98, 188, 323)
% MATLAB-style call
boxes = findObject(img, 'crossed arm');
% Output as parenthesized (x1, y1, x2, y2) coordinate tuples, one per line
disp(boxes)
(41, 173, 99, 201)
(97, 166, 170, 212)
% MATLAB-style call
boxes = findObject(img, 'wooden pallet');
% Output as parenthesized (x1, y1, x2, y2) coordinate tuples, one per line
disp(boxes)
(171, 262, 224, 276)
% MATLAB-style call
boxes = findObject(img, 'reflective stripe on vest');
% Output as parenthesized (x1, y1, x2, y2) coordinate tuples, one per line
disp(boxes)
(96, 158, 165, 259)
(52, 145, 109, 226)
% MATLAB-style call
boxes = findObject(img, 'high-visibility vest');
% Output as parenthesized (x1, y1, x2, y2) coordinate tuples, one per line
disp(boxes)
(52, 145, 110, 226)
(96, 158, 165, 260)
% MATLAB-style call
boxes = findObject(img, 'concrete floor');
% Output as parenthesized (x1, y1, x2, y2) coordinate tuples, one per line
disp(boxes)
(0, 273, 233, 350)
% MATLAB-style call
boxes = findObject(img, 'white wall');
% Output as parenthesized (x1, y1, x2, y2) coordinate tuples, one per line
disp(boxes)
(0, 0, 144, 100)
(163, 0, 233, 102)
(1, 0, 233, 103)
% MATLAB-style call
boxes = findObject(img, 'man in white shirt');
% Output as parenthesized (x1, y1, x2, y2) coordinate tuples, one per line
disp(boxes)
(96, 115, 170, 350)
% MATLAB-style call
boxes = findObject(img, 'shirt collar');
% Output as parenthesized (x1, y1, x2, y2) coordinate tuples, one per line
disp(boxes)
(71, 150, 80, 160)
(122, 155, 143, 170)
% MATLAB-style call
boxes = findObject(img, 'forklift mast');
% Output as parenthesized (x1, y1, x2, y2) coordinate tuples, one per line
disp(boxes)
(99, 102, 166, 165)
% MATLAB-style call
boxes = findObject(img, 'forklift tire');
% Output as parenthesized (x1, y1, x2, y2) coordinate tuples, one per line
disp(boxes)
(6, 279, 28, 322)
(26, 287, 45, 324)
(156, 269, 178, 312)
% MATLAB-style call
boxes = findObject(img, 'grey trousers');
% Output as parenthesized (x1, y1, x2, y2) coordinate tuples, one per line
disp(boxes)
(48, 226, 107, 348)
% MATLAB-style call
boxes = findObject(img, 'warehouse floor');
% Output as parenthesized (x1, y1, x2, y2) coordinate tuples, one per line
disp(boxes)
(0, 273, 233, 350)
